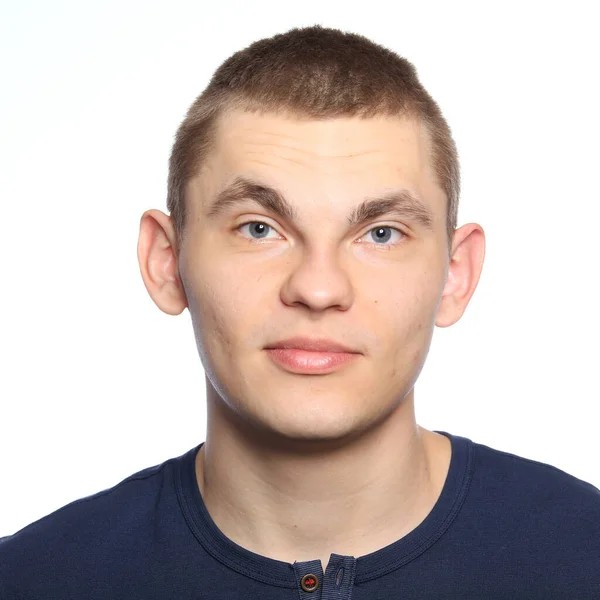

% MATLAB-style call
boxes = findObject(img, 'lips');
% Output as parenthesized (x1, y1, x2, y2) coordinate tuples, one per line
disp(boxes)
(264, 336, 359, 354)
(264, 337, 361, 374)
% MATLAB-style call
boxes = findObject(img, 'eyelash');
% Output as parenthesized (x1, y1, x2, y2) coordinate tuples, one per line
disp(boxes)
(235, 220, 408, 248)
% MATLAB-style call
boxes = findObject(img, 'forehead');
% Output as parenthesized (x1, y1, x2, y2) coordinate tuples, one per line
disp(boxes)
(196, 109, 445, 217)
(212, 109, 430, 172)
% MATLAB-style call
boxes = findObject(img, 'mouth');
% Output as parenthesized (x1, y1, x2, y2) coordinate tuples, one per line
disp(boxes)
(264, 336, 360, 354)
(264, 346, 360, 375)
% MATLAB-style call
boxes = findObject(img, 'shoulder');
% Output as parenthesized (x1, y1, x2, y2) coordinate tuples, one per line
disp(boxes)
(0, 452, 184, 598)
(1, 456, 175, 542)
(468, 436, 600, 544)
(440, 434, 600, 593)
(471, 436, 600, 502)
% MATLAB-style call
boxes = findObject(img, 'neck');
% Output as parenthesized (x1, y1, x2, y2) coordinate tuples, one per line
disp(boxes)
(195, 388, 451, 572)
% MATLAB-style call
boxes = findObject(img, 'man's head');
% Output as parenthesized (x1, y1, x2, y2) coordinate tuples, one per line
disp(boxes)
(138, 26, 484, 446)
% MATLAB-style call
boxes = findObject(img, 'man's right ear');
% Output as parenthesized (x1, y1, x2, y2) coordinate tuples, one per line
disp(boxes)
(137, 209, 188, 316)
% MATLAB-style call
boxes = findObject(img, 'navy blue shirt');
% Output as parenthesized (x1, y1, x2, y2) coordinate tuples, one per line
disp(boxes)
(1, 431, 599, 599)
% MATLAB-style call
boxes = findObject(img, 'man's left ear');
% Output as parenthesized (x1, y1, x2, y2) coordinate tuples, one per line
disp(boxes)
(435, 223, 486, 328)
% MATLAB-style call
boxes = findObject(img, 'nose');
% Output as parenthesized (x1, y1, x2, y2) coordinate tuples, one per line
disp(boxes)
(279, 247, 354, 312)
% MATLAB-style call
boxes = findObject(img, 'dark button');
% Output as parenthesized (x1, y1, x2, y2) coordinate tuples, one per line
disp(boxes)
(300, 573, 320, 592)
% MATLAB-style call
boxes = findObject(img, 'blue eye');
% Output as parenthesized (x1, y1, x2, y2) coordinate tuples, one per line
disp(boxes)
(238, 222, 279, 240)
(368, 226, 400, 245)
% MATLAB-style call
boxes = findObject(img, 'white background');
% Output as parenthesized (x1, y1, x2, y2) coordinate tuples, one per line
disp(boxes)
(1, 0, 598, 537)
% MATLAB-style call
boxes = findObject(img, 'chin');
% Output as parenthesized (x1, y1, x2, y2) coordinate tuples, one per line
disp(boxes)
(244, 400, 376, 448)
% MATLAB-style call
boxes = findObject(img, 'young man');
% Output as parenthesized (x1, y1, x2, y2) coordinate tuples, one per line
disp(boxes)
(1, 25, 599, 599)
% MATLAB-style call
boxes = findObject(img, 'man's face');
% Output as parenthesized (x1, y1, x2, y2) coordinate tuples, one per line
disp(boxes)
(178, 109, 450, 442)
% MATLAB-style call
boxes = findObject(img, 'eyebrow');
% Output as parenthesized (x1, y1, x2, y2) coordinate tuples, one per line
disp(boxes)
(205, 176, 434, 230)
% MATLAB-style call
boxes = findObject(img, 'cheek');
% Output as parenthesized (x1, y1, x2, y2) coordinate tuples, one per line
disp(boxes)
(188, 257, 264, 355)
(374, 274, 440, 359)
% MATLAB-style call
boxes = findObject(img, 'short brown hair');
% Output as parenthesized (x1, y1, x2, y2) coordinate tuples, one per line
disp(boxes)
(167, 25, 460, 255)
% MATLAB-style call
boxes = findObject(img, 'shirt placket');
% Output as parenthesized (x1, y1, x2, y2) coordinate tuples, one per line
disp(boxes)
(294, 555, 357, 600)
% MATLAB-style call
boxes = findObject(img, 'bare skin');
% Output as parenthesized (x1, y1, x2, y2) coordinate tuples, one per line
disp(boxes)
(137, 109, 485, 572)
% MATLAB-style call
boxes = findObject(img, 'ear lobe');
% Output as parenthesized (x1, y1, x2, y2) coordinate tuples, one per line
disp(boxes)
(435, 223, 486, 328)
(137, 209, 188, 316)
